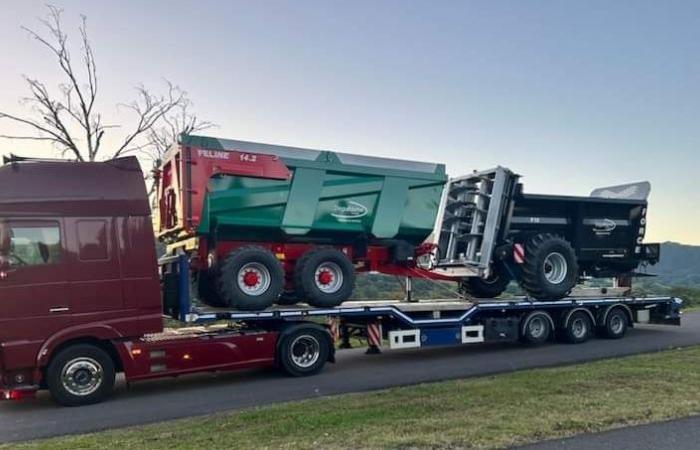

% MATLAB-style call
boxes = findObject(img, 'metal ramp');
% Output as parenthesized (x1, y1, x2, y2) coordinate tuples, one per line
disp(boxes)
(433, 167, 519, 277)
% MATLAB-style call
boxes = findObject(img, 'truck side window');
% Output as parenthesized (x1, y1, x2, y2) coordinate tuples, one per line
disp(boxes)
(77, 220, 109, 261)
(8, 223, 61, 268)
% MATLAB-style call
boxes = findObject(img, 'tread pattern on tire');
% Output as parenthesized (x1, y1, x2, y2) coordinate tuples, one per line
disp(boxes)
(217, 246, 285, 310)
(197, 269, 227, 307)
(520, 233, 579, 300)
(461, 265, 511, 298)
(293, 247, 355, 308)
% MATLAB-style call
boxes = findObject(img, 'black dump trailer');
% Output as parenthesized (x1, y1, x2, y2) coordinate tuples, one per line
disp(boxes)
(433, 168, 659, 300)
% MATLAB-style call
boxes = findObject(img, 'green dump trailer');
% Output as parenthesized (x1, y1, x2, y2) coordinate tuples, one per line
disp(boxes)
(157, 134, 448, 310)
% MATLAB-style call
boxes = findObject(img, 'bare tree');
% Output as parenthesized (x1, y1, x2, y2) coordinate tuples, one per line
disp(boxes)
(0, 5, 196, 162)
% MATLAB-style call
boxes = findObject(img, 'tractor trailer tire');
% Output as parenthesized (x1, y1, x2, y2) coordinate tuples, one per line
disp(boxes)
(520, 233, 579, 300)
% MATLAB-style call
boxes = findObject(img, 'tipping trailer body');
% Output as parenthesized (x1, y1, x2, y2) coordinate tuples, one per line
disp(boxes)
(157, 134, 447, 245)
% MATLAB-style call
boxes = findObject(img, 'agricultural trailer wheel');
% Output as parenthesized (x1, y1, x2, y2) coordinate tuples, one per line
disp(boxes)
(520, 233, 579, 300)
(197, 268, 227, 307)
(460, 264, 511, 298)
(294, 247, 355, 308)
(277, 290, 301, 305)
(218, 246, 285, 310)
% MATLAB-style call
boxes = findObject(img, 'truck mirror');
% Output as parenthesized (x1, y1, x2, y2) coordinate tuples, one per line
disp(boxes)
(0, 221, 10, 255)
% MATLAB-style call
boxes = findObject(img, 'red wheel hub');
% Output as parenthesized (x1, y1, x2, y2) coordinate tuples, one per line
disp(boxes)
(243, 271, 260, 287)
(317, 270, 333, 285)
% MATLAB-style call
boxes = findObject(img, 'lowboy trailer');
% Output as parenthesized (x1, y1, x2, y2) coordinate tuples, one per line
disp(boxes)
(0, 154, 681, 407)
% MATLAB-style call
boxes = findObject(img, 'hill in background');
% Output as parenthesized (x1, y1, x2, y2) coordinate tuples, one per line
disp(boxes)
(647, 242, 700, 287)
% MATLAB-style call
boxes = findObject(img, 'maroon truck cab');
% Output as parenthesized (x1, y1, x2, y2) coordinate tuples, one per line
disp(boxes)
(0, 157, 162, 396)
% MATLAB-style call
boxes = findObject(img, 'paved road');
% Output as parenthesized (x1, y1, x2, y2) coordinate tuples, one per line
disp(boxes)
(1, 312, 699, 443)
(519, 415, 700, 450)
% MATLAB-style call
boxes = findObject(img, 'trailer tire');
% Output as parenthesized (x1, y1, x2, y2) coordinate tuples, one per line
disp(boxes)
(277, 324, 331, 377)
(294, 248, 355, 308)
(218, 246, 285, 310)
(561, 310, 594, 344)
(277, 290, 300, 305)
(601, 307, 628, 339)
(46, 344, 116, 407)
(520, 234, 579, 300)
(461, 265, 511, 298)
(520, 311, 553, 345)
(197, 269, 227, 307)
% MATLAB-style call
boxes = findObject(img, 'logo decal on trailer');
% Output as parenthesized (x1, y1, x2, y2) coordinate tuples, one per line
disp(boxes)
(592, 218, 617, 235)
(331, 200, 368, 222)
(197, 149, 230, 160)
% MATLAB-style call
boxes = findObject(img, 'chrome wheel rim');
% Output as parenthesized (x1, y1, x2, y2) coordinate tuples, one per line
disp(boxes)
(290, 335, 321, 368)
(528, 316, 547, 339)
(61, 357, 103, 397)
(571, 317, 588, 339)
(314, 262, 344, 294)
(237, 262, 271, 296)
(543, 252, 568, 285)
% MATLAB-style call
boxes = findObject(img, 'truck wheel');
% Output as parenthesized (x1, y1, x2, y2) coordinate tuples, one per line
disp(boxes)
(520, 234, 579, 300)
(277, 324, 331, 377)
(218, 246, 285, 310)
(520, 311, 553, 345)
(461, 265, 511, 298)
(561, 310, 594, 344)
(46, 344, 116, 407)
(601, 307, 628, 339)
(294, 248, 355, 308)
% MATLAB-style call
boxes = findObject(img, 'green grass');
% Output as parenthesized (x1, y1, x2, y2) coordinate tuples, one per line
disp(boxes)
(7, 346, 700, 450)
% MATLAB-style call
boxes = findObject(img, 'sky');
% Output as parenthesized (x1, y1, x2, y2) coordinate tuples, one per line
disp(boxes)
(0, 1, 698, 244)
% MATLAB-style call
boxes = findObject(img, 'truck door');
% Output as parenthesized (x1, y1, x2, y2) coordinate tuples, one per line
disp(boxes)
(0, 219, 71, 366)
(64, 217, 124, 316)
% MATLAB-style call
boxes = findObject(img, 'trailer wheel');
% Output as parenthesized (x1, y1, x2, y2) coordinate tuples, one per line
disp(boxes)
(461, 265, 511, 298)
(601, 307, 628, 339)
(218, 246, 285, 310)
(197, 269, 227, 307)
(294, 248, 355, 307)
(46, 344, 116, 407)
(520, 234, 579, 300)
(562, 310, 594, 344)
(520, 311, 553, 345)
(277, 324, 331, 377)
(277, 290, 300, 305)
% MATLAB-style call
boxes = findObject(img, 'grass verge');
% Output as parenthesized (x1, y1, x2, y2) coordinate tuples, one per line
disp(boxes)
(6, 346, 700, 450)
